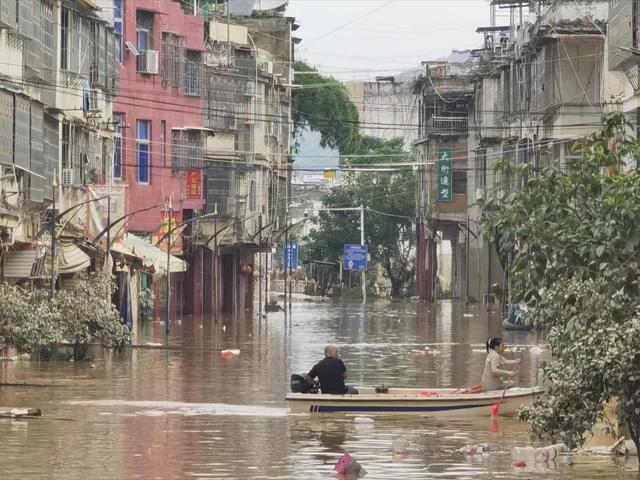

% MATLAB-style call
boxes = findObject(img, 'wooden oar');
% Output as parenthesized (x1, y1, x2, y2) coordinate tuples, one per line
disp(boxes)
(491, 363, 519, 417)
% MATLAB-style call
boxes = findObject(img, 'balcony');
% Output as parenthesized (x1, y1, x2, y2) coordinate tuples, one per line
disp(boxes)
(426, 116, 468, 137)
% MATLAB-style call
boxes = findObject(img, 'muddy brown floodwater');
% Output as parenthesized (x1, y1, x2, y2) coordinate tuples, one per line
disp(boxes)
(0, 300, 638, 479)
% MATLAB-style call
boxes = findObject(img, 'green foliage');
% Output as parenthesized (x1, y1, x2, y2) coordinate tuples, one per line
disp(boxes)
(0, 284, 64, 353)
(304, 138, 416, 297)
(56, 273, 131, 357)
(481, 112, 640, 456)
(0, 273, 131, 359)
(518, 280, 640, 450)
(292, 61, 361, 155)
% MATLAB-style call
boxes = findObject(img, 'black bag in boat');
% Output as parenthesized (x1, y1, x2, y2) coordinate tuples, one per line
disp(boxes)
(290, 374, 318, 394)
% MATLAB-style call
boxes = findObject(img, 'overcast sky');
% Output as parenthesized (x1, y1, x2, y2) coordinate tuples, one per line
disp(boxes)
(288, 1, 508, 178)
(288, 0, 498, 81)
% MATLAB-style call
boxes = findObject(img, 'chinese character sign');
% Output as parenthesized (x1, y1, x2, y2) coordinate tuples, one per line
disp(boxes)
(437, 148, 453, 203)
(186, 170, 201, 198)
(283, 243, 298, 272)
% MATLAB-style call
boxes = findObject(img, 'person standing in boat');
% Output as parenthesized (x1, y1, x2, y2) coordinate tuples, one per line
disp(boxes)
(307, 345, 359, 395)
(480, 337, 520, 391)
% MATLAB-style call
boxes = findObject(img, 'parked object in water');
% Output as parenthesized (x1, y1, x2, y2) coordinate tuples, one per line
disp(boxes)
(503, 306, 533, 331)
(287, 385, 542, 415)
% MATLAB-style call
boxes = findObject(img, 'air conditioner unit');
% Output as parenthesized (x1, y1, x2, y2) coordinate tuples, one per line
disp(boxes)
(61, 168, 74, 186)
(262, 60, 273, 75)
(475, 187, 485, 202)
(141, 50, 159, 74)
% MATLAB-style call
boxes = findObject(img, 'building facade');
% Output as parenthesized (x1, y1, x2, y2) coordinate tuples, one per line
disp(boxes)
(0, 0, 119, 285)
(346, 70, 421, 151)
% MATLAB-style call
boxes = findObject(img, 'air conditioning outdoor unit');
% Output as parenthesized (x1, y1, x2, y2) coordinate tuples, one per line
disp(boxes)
(141, 50, 159, 74)
(61, 168, 74, 186)
(475, 187, 485, 202)
(262, 60, 273, 75)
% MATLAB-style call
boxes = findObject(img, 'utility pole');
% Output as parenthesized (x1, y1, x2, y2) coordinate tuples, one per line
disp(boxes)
(284, 217, 288, 311)
(165, 197, 173, 335)
(49, 171, 58, 300)
(360, 204, 366, 302)
(258, 214, 263, 318)
(105, 195, 111, 271)
(213, 204, 218, 318)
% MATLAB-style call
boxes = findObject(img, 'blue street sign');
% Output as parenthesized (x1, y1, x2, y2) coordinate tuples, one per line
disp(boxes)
(343, 244, 368, 272)
(283, 243, 298, 272)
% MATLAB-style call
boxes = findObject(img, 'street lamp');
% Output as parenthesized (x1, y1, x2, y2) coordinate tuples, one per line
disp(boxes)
(37, 186, 109, 299)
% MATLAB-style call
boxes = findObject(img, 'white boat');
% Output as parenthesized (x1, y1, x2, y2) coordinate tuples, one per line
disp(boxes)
(287, 386, 542, 416)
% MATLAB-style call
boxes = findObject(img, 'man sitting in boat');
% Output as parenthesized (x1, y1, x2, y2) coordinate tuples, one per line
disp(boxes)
(480, 337, 520, 391)
(307, 345, 359, 395)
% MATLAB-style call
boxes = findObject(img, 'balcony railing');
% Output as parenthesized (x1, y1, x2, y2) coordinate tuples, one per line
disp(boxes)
(427, 116, 468, 137)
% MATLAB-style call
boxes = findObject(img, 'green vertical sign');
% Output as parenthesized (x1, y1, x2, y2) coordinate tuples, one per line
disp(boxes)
(437, 148, 453, 203)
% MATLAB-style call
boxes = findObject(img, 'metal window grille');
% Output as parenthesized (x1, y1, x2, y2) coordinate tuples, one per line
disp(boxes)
(185, 51, 201, 96)
(206, 74, 237, 130)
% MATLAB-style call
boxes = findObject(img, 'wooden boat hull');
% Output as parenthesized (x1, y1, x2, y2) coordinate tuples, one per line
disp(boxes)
(286, 386, 542, 416)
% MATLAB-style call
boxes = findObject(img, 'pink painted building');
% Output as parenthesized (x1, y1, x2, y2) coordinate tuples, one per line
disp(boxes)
(113, 0, 208, 318)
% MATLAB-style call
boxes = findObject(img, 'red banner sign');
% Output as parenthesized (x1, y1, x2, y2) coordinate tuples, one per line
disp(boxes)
(186, 170, 201, 198)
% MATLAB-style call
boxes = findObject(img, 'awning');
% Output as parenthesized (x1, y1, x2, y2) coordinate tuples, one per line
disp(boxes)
(2, 250, 45, 279)
(58, 239, 91, 274)
(122, 233, 186, 274)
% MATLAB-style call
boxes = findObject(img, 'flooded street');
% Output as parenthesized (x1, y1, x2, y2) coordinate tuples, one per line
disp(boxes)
(0, 300, 637, 479)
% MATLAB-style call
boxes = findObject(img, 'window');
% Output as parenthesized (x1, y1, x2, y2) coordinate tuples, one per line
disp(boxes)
(453, 170, 467, 195)
(161, 120, 166, 166)
(162, 33, 184, 87)
(249, 181, 256, 211)
(61, 7, 69, 70)
(172, 129, 203, 170)
(136, 120, 150, 184)
(185, 50, 201, 96)
(136, 10, 153, 71)
(114, 0, 123, 64)
(475, 148, 486, 188)
(113, 113, 123, 179)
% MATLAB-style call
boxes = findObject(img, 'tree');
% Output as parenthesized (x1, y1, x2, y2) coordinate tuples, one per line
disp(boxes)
(56, 273, 131, 359)
(292, 61, 361, 155)
(0, 273, 131, 360)
(481, 113, 640, 457)
(304, 138, 416, 297)
(0, 284, 63, 354)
